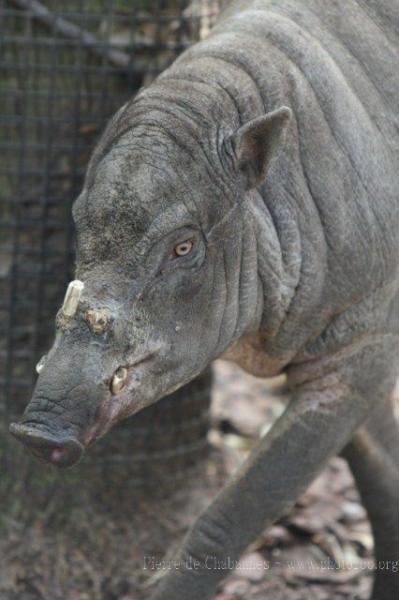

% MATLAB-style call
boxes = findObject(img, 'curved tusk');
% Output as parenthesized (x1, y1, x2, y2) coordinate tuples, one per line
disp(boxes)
(61, 280, 85, 318)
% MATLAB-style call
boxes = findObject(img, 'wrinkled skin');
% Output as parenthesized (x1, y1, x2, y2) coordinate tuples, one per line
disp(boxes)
(11, 0, 399, 598)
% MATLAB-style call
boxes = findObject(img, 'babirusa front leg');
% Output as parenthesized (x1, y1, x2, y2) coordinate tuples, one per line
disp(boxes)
(149, 365, 376, 600)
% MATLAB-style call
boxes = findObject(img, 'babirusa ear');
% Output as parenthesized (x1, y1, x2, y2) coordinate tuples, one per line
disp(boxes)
(231, 106, 292, 190)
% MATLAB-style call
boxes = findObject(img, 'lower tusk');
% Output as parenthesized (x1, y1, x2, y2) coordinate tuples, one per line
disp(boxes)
(111, 367, 128, 395)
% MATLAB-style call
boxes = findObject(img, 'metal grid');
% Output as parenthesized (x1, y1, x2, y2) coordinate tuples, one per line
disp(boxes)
(0, 0, 219, 491)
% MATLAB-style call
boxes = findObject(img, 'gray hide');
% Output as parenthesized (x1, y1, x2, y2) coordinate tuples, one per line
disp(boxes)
(11, 1, 399, 598)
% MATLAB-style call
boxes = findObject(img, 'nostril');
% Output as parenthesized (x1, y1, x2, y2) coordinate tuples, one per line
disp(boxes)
(50, 447, 70, 465)
(9, 422, 84, 468)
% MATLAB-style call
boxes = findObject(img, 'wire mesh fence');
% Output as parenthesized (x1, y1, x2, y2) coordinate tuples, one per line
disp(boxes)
(0, 0, 220, 495)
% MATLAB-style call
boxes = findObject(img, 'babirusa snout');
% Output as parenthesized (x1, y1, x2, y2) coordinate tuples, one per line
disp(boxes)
(9, 298, 110, 468)
(9, 422, 84, 468)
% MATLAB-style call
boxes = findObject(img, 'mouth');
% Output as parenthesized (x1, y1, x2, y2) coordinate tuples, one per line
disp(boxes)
(9, 350, 162, 468)
(109, 351, 157, 393)
(84, 353, 160, 445)
(9, 422, 85, 468)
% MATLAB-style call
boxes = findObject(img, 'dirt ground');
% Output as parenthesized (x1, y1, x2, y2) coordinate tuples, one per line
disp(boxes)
(1, 361, 398, 600)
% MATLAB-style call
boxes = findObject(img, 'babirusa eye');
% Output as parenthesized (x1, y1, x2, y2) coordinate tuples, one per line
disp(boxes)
(174, 240, 194, 257)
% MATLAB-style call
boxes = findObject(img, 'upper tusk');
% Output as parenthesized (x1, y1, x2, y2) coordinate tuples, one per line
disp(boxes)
(61, 280, 85, 318)
(35, 355, 47, 374)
